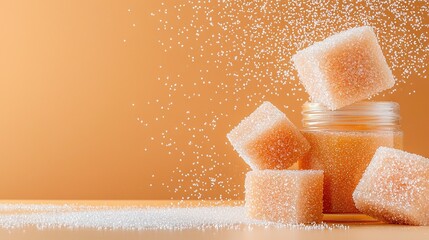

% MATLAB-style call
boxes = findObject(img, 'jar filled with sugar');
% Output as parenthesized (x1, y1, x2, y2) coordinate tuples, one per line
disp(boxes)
(300, 101, 403, 213)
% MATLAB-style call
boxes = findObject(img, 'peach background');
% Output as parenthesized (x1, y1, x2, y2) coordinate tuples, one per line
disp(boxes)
(0, 0, 427, 199)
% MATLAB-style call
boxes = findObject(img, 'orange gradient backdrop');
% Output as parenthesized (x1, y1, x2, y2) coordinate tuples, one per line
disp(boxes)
(0, 0, 427, 199)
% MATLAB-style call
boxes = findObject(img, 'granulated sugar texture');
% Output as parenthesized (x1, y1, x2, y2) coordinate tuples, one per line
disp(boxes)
(140, 0, 428, 200)
(353, 147, 429, 226)
(227, 102, 310, 170)
(292, 26, 395, 110)
(245, 170, 323, 224)
(0, 204, 348, 231)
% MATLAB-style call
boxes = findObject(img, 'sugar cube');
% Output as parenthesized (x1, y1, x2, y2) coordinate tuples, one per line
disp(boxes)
(292, 26, 395, 110)
(227, 101, 310, 170)
(245, 170, 323, 224)
(353, 147, 429, 226)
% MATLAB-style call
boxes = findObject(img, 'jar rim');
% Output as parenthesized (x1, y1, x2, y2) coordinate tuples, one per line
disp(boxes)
(302, 101, 399, 112)
(302, 101, 401, 131)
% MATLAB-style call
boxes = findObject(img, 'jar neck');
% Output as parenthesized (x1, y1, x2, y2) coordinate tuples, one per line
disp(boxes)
(302, 101, 401, 132)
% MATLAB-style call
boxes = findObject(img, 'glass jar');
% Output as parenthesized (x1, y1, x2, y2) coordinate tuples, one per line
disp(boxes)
(300, 101, 403, 213)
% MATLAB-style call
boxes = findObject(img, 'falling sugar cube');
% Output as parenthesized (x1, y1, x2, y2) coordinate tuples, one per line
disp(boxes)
(245, 170, 323, 224)
(227, 101, 310, 170)
(292, 26, 395, 110)
(353, 147, 429, 226)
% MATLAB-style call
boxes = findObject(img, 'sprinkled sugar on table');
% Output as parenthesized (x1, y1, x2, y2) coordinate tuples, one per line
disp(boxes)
(0, 200, 428, 240)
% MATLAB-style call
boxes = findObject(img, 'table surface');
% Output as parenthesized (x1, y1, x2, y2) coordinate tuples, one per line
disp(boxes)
(0, 200, 428, 240)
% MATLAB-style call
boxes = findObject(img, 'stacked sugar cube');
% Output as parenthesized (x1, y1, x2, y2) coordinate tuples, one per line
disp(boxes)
(292, 26, 395, 110)
(227, 101, 310, 170)
(245, 170, 323, 224)
(228, 26, 429, 226)
(228, 101, 322, 223)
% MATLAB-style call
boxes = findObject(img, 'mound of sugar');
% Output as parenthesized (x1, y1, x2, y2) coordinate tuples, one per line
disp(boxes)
(353, 147, 429, 226)
(245, 170, 323, 224)
(292, 26, 395, 110)
(227, 101, 310, 170)
(0, 204, 348, 231)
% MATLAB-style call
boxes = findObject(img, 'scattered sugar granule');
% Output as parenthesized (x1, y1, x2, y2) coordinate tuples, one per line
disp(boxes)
(292, 26, 395, 110)
(227, 102, 310, 170)
(144, 0, 428, 200)
(0, 204, 348, 231)
(353, 147, 429, 226)
(245, 170, 324, 224)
